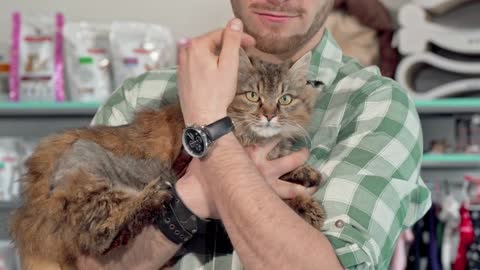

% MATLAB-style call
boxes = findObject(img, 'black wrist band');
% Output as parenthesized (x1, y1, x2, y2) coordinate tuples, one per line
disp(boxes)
(205, 116, 235, 142)
(155, 182, 208, 245)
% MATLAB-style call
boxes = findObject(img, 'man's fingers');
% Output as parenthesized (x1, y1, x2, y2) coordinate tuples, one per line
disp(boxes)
(271, 180, 310, 199)
(191, 25, 253, 55)
(258, 138, 281, 159)
(244, 139, 280, 171)
(264, 148, 309, 177)
(305, 186, 318, 196)
(219, 19, 244, 68)
(240, 33, 256, 48)
(176, 38, 190, 96)
(176, 38, 190, 66)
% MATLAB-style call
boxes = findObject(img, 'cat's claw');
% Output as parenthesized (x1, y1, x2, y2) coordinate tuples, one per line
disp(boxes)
(286, 195, 325, 230)
(281, 164, 322, 188)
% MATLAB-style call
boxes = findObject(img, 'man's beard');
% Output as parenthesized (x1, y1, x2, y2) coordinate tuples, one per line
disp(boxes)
(243, 2, 333, 55)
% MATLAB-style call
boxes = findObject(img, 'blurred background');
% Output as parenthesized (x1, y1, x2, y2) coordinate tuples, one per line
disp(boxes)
(0, 0, 233, 40)
(0, 0, 479, 269)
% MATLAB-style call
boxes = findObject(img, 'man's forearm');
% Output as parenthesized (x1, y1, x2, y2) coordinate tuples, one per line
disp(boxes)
(76, 226, 180, 270)
(203, 134, 343, 270)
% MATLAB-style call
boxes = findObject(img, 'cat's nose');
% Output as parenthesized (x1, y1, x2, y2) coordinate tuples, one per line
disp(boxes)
(264, 114, 276, 121)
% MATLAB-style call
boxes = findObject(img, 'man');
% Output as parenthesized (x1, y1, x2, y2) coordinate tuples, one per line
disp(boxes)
(80, 0, 431, 269)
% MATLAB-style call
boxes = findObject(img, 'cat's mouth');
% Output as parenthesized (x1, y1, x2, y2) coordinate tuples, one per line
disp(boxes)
(251, 123, 282, 137)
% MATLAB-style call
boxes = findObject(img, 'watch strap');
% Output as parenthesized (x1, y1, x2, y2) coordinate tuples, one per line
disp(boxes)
(155, 182, 208, 245)
(205, 117, 234, 142)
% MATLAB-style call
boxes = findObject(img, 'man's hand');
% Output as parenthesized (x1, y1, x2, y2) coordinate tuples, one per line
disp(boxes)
(176, 18, 255, 125)
(245, 140, 318, 199)
(176, 140, 317, 219)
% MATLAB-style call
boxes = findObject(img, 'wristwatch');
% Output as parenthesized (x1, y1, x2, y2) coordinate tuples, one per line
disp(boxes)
(154, 181, 209, 245)
(182, 116, 235, 158)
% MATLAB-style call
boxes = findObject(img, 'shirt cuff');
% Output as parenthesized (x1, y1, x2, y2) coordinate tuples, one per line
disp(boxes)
(322, 214, 380, 270)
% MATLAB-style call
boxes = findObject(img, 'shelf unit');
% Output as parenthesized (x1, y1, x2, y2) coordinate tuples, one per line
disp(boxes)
(417, 98, 480, 202)
(0, 101, 100, 116)
(0, 102, 99, 139)
(422, 153, 480, 168)
(416, 98, 480, 114)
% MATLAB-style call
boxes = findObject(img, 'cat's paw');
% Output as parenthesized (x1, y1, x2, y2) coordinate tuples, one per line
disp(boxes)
(140, 178, 172, 210)
(281, 164, 322, 188)
(286, 195, 325, 230)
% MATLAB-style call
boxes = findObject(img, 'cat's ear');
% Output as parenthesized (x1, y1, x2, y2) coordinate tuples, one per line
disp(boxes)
(288, 52, 312, 82)
(239, 48, 253, 72)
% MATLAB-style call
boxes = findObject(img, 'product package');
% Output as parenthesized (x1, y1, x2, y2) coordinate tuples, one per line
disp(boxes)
(64, 22, 112, 102)
(0, 240, 20, 270)
(0, 44, 9, 102)
(0, 138, 35, 202)
(110, 21, 175, 88)
(9, 12, 65, 102)
(0, 138, 20, 201)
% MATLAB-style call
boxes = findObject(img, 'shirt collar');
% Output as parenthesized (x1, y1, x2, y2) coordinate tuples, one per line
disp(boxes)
(307, 30, 343, 88)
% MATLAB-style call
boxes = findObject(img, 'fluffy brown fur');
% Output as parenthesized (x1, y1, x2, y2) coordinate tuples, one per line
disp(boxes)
(10, 51, 325, 269)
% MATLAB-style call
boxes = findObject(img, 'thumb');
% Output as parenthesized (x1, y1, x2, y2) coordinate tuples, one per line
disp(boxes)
(219, 18, 244, 69)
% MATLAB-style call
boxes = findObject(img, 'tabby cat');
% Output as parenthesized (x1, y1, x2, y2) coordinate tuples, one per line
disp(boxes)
(10, 50, 325, 268)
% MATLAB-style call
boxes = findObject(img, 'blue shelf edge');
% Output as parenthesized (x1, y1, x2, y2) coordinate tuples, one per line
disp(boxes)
(0, 101, 100, 110)
(422, 153, 480, 168)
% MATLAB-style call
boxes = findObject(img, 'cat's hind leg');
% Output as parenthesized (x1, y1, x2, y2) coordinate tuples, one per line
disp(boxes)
(54, 169, 172, 257)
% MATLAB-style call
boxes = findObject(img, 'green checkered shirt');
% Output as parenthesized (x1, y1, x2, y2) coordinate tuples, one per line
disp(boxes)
(92, 31, 431, 269)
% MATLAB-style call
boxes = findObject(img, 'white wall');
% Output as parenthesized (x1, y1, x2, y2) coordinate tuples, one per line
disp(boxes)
(0, 0, 234, 49)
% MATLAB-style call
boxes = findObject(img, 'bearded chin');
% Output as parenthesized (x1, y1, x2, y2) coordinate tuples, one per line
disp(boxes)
(252, 32, 309, 54)
(243, 2, 332, 55)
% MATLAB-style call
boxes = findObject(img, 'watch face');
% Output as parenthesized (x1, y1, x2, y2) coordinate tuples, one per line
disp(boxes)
(184, 128, 205, 156)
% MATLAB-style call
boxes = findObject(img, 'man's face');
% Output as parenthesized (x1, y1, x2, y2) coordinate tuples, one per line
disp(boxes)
(231, 0, 333, 54)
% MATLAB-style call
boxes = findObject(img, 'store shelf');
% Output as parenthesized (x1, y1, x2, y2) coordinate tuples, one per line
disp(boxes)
(0, 200, 19, 210)
(416, 98, 480, 114)
(0, 102, 100, 116)
(422, 153, 480, 168)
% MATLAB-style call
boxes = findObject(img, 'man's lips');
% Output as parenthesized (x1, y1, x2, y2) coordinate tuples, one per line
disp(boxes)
(254, 11, 298, 23)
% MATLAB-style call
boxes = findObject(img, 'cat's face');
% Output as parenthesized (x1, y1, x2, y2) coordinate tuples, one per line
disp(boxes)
(228, 51, 317, 139)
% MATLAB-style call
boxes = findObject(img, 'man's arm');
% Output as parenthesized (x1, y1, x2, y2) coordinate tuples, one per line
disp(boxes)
(201, 134, 344, 269)
(76, 226, 180, 270)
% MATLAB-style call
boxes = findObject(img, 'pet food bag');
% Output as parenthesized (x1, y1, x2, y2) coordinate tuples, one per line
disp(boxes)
(110, 21, 175, 88)
(64, 22, 113, 102)
(9, 12, 65, 102)
(0, 138, 22, 202)
(0, 44, 9, 102)
(0, 240, 20, 270)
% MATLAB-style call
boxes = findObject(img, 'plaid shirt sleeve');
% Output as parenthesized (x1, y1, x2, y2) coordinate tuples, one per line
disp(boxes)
(91, 69, 178, 127)
(311, 78, 431, 269)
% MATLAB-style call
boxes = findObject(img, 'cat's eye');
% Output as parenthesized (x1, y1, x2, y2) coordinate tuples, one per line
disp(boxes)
(278, 94, 293, 105)
(245, 91, 260, 102)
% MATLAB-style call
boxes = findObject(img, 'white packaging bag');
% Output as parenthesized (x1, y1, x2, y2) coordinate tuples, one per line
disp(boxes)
(64, 22, 113, 102)
(110, 21, 175, 88)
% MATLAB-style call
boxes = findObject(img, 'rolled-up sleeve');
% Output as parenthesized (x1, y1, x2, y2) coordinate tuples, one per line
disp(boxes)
(312, 83, 432, 269)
